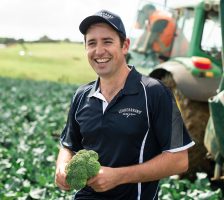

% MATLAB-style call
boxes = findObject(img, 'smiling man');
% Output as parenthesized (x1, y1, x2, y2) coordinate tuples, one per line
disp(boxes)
(55, 10, 195, 200)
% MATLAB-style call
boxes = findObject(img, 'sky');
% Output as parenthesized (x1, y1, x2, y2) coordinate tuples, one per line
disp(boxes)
(0, 0, 191, 42)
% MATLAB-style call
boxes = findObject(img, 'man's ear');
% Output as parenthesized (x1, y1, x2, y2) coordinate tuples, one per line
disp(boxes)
(123, 38, 130, 53)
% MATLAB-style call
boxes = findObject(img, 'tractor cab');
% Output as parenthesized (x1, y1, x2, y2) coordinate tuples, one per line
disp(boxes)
(128, 0, 222, 80)
(171, 1, 222, 70)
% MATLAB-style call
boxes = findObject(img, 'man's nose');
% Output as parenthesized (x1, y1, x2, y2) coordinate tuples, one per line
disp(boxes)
(95, 44, 105, 55)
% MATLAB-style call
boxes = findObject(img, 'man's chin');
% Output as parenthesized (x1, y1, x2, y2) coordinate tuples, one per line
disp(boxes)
(96, 70, 111, 78)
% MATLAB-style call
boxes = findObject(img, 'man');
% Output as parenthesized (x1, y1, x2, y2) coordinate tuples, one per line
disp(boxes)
(133, 4, 176, 59)
(55, 10, 194, 200)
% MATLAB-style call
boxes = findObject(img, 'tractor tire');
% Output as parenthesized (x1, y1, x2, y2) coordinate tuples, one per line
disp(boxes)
(161, 73, 213, 179)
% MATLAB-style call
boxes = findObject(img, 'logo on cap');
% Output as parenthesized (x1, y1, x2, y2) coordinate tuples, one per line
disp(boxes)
(97, 11, 114, 19)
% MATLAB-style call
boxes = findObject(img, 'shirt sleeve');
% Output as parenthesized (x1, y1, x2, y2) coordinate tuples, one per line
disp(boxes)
(150, 84, 195, 152)
(60, 91, 83, 153)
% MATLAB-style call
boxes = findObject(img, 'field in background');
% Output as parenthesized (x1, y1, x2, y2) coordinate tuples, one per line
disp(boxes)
(0, 42, 97, 84)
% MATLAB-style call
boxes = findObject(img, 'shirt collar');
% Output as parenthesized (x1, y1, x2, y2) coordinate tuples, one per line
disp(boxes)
(88, 65, 141, 97)
(88, 78, 100, 98)
(122, 66, 141, 95)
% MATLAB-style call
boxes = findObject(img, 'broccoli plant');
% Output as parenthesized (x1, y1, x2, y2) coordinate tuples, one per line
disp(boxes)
(65, 149, 101, 190)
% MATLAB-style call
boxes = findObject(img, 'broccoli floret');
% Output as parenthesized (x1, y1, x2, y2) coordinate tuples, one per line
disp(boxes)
(65, 149, 101, 190)
(66, 166, 87, 190)
(87, 157, 101, 177)
(88, 150, 99, 160)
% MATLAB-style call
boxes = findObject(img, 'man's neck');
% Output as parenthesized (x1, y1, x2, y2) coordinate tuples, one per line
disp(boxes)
(99, 65, 131, 102)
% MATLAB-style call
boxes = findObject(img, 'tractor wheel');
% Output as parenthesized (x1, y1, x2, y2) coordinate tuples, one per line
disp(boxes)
(161, 73, 213, 179)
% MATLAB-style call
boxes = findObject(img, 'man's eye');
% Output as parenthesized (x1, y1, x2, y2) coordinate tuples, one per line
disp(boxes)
(105, 40, 112, 44)
(88, 42, 95, 46)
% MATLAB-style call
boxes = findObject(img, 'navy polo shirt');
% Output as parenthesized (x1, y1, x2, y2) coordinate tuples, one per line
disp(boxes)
(60, 67, 194, 200)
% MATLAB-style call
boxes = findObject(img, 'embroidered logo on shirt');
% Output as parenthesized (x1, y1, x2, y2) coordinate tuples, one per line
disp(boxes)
(118, 108, 142, 118)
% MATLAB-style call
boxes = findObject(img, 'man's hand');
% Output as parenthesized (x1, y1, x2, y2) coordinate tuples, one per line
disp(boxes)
(87, 150, 189, 193)
(87, 166, 120, 192)
(55, 147, 74, 191)
(55, 163, 70, 191)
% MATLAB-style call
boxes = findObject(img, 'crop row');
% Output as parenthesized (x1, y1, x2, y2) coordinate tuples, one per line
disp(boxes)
(0, 77, 78, 199)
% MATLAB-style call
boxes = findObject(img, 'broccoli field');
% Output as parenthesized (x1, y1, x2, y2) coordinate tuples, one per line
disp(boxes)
(0, 77, 223, 199)
(0, 77, 77, 199)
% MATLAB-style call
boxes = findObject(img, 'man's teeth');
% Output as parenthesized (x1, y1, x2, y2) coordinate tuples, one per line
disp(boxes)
(96, 58, 110, 63)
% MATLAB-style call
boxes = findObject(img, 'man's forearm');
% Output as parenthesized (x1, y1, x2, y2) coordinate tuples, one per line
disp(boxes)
(56, 146, 74, 167)
(116, 150, 188, 185)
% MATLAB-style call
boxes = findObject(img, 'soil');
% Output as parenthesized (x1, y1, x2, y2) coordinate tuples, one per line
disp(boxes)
(161, 74, 213, 180)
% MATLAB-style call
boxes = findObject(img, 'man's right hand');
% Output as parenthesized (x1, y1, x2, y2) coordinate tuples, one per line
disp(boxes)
(55, 163, 70, 191)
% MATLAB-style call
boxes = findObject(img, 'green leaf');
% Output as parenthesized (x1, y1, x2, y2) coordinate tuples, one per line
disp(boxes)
(29, 188, 46, 199)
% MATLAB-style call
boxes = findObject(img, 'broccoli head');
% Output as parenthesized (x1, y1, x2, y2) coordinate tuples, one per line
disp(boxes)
(65, 149, 101, 190)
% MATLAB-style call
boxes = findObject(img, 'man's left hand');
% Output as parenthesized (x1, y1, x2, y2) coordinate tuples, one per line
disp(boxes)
(87, 166, 120, 192)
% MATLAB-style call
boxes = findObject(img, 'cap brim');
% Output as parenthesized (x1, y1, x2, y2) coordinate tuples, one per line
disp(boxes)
(79, 16, 111, 34)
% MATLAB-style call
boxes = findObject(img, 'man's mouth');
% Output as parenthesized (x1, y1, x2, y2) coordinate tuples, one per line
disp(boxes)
(95, 58, 110, 64)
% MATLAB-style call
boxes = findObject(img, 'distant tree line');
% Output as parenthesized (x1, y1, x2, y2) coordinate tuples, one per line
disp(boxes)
(0, 35, 80, 45)
(0, 37, 24, 45)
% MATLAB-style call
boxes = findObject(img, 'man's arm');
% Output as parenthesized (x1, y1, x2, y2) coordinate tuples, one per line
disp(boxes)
(119, 150, 188, 183)
(55, 147, 74, 190)
(87, 150, 188, 192)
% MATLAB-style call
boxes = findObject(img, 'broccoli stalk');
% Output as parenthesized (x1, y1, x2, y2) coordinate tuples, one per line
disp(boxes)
(65, 149, 101, 190)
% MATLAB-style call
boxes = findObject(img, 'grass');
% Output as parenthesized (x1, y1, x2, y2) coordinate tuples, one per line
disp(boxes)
(0, 42, 97, 84)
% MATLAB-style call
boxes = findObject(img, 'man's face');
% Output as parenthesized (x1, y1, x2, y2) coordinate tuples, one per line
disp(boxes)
(85, 23, 129, 78)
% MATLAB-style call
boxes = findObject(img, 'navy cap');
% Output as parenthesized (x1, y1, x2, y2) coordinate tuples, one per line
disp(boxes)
(79, 10, 126, 38)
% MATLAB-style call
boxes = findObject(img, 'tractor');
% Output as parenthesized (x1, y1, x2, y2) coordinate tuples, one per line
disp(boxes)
(128, 0, 224, 179)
